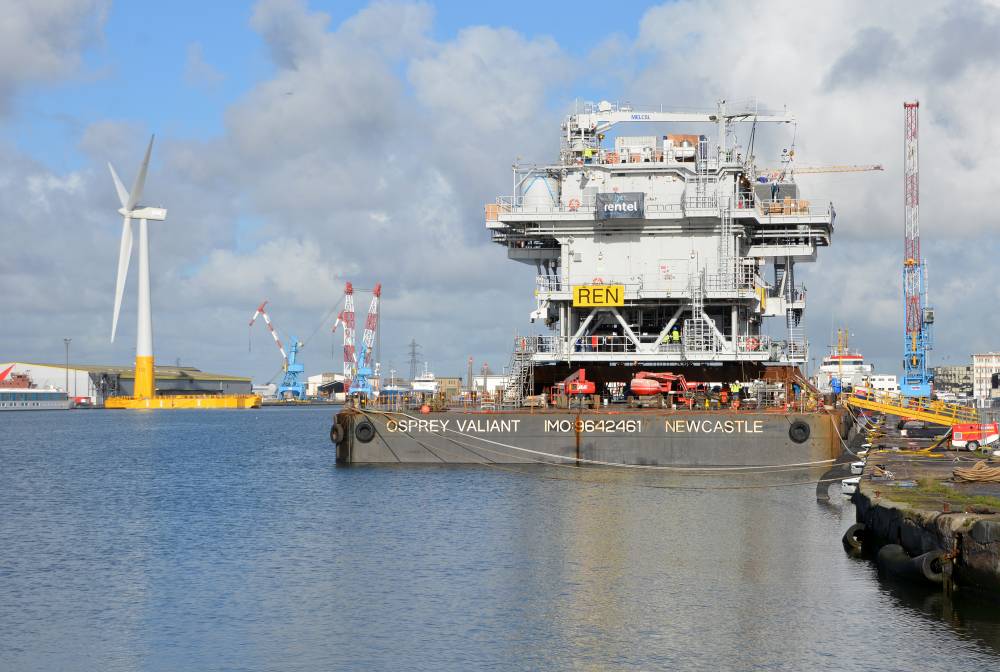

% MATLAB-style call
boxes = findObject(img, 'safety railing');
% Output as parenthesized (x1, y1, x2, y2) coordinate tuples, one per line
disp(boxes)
(550, 276, 648, 292)
(843, 391, 979, 426)
(735, 334, 773, 354)
(755, 196, 832, 217)
(535, 276, 565, 292)
(586, 149, 715, 169)
(570, 335, 638, 353)
(491, 196, 687, 218)
(683, 195, 719, 209)
(704, 268, 757, 292)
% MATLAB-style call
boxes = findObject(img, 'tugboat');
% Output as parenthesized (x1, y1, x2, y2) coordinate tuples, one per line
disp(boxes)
(813, 328, 874, 393)
(332, 98, 851, 466)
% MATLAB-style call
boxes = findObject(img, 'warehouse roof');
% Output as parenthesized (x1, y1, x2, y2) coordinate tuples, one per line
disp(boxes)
(5, 362, 251, 383)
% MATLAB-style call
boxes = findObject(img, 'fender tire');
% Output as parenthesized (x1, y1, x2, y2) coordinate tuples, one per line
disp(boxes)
(355, 419, 376, 443)
(789, 420, 811, 444)
(330, 422, 345, 445)
(915, 550, 946, 583)
(842, 522, 866, 552)
(968, 440, 979, 452)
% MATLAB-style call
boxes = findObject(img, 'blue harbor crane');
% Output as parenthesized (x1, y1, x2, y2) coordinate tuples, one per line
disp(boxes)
(249, 301, 306, 400)
(279, 338, 306, 400)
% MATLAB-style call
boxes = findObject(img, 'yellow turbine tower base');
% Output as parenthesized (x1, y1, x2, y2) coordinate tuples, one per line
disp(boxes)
(105, 394, 262, 409)
(134, 355, 155, 399)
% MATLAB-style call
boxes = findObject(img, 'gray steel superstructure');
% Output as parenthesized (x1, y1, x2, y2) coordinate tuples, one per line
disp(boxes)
(487, 99, 833, 399)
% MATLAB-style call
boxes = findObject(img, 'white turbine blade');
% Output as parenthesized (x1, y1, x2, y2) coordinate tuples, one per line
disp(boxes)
(126, 134, 155, 211)
(108, 162, 129, 209)
(111, 216, 133, 342)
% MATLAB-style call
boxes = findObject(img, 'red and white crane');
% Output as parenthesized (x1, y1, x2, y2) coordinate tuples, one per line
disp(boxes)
(249, 300, 288, 368)
(331, 281, 381, 396)
(359, 283, 381, 372)
(331, 282, 356, 389)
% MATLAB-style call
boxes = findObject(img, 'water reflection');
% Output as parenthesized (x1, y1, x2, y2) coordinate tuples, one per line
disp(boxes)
(1, 410, 999, 671)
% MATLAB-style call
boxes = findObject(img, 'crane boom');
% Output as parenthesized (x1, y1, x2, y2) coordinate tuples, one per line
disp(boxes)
(563, 99, 793, 163)
(758, 164, 883, 175)
(249, 300, 288, 367)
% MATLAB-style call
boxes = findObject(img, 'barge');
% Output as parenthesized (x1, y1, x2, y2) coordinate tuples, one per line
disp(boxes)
(333, 98, 852, 466)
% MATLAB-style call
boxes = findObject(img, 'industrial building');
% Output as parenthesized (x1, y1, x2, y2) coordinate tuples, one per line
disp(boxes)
(308, 372, 347, 398)
(0, 362, 252, 406)
(472, 374, 510, 395)
(931, 365, 974, 398)
(972, 353, 1000, 406)
(436, 376, 463, 399)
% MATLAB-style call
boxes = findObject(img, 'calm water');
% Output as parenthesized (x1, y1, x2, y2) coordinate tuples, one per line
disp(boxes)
(2, 407, 998, 671)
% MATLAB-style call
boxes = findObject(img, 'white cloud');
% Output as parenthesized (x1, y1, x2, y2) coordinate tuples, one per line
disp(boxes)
(5, 0, 1000, 382)
(0, 0, 108, 113)
(183, 42, 224, 90)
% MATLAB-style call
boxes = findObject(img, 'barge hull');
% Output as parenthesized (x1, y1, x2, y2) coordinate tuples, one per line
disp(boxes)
(334, 410, 847, 467)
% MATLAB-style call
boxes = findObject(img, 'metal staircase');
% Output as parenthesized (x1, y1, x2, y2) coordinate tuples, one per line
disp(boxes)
(503, 335, 536, 407)
(683, 270, 721, 355)
(716, 197, 737, 290)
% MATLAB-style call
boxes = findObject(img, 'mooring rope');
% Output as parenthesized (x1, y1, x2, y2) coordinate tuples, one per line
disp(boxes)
(953, 461, 1000, 483)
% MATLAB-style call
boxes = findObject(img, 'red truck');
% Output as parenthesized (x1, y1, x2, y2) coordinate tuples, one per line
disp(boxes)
(951, 423, 1000, 451)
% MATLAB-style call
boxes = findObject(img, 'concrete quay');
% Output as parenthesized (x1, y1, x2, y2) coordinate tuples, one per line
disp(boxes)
(849, 417, 1000, 598)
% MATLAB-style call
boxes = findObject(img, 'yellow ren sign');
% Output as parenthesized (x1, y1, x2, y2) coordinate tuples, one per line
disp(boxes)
(573, 284, 625, 307)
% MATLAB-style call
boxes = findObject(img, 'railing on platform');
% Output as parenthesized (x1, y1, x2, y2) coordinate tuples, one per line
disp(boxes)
(755, 196, 832, 218)
(843, 391, 979, 426)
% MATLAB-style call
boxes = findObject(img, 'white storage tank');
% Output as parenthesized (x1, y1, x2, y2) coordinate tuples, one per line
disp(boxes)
(520, 174, 559, 210)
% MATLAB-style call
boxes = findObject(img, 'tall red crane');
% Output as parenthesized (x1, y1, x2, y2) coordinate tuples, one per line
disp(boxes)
(331, 282, 381, 396)
(901, 101, 933, 397)
(331, 283, 356, 390)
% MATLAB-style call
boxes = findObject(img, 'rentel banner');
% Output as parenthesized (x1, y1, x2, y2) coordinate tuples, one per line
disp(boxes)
(595, 192, 644, 220)
(573, 285, 626, 307)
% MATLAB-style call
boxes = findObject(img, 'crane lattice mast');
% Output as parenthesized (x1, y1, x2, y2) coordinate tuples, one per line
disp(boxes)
(352, 283, 381, 398)
(333, 282, 357, 391)
(901, 101, 933, 397)
(360, 284, 381, 370)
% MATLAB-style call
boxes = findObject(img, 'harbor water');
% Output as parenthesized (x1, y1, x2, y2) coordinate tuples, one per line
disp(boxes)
(2, 407, 999, 671)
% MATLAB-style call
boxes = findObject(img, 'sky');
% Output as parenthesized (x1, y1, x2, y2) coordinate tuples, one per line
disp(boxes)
(2, 0, 999, 385)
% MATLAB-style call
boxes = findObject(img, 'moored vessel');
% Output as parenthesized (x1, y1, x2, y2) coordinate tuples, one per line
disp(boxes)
(333, 98, 852, 466)
(0, 366, 70, 410)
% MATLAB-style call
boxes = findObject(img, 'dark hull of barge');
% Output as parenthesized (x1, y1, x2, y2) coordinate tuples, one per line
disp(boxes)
(332, 408, 850, 467)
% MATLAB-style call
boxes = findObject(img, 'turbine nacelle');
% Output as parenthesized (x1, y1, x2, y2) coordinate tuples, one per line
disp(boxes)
(118, 206, 167, 221)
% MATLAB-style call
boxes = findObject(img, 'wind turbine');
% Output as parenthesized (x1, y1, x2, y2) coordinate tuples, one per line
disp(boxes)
(109, 135, 167, 400)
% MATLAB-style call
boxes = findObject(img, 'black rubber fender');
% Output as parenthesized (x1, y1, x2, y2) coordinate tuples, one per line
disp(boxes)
(876, 544, 946, 584)
(789, 419, 811, 444)
(914, 550, 946, 583)
(330, 422, 345, 445)
(355, 419, 376, 443)
(842, 523, 866, 553)
(876, 544, 912, 577)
